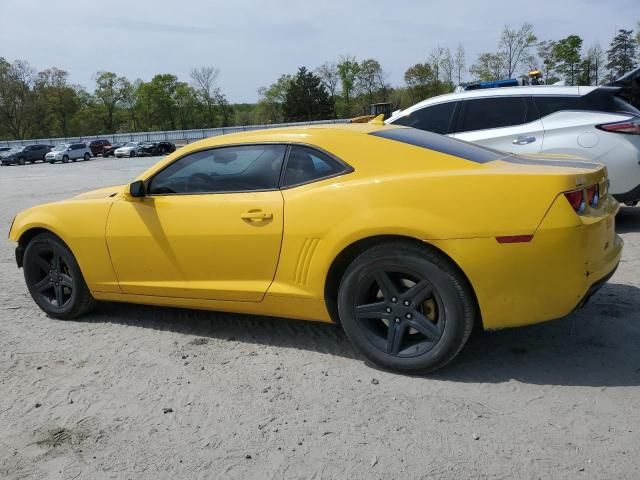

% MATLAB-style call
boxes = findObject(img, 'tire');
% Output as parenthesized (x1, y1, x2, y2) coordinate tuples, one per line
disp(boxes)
(624, 201, 638, 207)
(130, 150, 136, 157)
(62, 155, 69, 163)
(84, 153, 90, 161)
(23, 233, 96, 319)
(18, 157, 25, 165)
(337, 242, 476, 373)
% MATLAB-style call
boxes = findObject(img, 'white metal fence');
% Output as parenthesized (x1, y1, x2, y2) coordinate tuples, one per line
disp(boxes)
(0, 119, 350, 147)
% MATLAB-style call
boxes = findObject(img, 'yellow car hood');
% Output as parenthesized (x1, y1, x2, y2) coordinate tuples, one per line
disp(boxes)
(72, 185, 125, 200)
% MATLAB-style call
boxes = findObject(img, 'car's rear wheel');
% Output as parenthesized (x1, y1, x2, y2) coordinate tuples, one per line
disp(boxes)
(337, 242, 476, 373)
(84, 153, 90, 161)
(23, 233, 96, 319)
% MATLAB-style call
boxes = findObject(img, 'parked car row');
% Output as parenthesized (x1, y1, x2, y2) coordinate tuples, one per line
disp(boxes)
(0, 140, 177, 166)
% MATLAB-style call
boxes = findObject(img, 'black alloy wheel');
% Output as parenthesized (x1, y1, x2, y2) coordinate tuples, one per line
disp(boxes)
(23, 233, 96, 319)
(337, 242, 476, 373)
(352, 267, 445, 358)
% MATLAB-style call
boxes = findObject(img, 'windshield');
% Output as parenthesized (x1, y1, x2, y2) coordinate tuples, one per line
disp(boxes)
(7, 147, 25, 153)
(124, 142, 138, 147)
(52, 144, 68, 152)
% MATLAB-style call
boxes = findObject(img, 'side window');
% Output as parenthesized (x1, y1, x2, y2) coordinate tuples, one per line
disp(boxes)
(458, 97, 530, 132)
(282, 146, 349, 188)
(534, 96, 580, 117)
(392, 102, 457, 134)
(148, 144, 286, 195)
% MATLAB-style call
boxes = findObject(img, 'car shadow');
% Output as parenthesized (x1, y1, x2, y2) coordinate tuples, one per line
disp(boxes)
(616, 206, 640, 233)
(84, 282, 640, 387)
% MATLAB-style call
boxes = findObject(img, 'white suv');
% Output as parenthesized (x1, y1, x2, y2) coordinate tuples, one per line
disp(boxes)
(45, 143, 92, 164)
(387, 85, 640, 205)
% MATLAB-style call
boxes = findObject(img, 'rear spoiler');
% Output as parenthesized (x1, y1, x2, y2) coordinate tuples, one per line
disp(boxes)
(606, 67, 640, 109)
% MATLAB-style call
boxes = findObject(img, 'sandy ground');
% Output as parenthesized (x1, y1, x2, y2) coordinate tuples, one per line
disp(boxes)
(0, 156, 639, 480)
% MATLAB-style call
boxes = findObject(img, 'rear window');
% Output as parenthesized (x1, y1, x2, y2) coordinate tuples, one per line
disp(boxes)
(534, 92, 640, 117)
(371, 128, 506, 164)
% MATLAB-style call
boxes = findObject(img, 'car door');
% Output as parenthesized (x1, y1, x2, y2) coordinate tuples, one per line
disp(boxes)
(451, 96, 544, 154)
(105, 144, 287, 301)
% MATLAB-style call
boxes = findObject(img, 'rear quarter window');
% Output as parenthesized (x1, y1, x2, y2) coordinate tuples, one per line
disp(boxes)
(457, 96, 532, 132)
(391, 102, 457, 135)
(534, 92, 640, 117)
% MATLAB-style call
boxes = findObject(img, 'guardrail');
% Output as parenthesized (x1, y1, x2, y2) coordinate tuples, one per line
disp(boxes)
(0, 119, 350, 147)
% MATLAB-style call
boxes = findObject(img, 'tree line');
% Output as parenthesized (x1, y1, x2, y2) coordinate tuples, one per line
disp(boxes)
(1, 23, 638, 141)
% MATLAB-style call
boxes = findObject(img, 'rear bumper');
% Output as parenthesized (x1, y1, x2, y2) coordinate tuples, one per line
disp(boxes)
(430, 194, 623, 330)
(574, 261, 618, 310)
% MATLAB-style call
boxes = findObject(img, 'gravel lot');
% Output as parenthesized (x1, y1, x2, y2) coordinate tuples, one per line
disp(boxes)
(1, 156, 639, 480)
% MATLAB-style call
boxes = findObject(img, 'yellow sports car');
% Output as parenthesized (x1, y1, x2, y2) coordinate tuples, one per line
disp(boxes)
(9, 123, 623, 372)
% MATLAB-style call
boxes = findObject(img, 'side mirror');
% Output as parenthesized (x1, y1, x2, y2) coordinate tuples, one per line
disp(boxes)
(129, 180, 146, 198)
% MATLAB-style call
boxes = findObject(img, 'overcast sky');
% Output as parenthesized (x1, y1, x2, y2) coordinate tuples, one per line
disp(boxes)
(1, 0, 638, 102)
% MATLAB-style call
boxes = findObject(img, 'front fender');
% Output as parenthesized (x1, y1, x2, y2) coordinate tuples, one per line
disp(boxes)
(9, 199, 121, 293)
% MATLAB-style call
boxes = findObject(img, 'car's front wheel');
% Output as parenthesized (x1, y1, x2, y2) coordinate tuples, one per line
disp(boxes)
(23, 233, 96, 319)
(84, 153, 90, 161)
(62, 155, 69, 163)
(337, 242, 476, 373)
(18, 157, 25, 165)
(130, 150, 136, 157)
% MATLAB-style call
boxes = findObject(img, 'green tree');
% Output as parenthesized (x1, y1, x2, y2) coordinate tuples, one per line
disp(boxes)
(357, 58, 386, 104)
(578, 44, 606, 86)
(470, 52, 506, 81)
(499, 23, 537, 77)
(606, 29, 638, 81)
(404, 63, 435, 102)
(35, 68, 81, 137)
(0, 58, 37, 139)
(257, 74, 293, 124)
(554, 35, 583, 85)
(94, 71, 129, 132)
(190, 66, 222, 127)
(454, 45, 466, 85)
(337, 56, 360, 116)
(536, 40, 559, 84)
(316, 62, 340, 117)
(282, 67, 332, 122)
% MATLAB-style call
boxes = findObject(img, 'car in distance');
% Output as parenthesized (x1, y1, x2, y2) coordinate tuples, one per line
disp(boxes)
(9, 124, 622, 373)
(140, 141, 176, 156)
(88, 139, 112, 157)
(102, 143, 126, 157)
(45, 143, 92, 164)
(0, 144, 52, 165)
(387, 85, 640, 205)
(114, 142, 143, 158)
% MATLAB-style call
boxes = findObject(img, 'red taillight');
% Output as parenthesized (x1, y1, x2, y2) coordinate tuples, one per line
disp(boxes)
(586, 184, 599, 208)
(564, 189, 585, 213)
(596, 118, 640, 135)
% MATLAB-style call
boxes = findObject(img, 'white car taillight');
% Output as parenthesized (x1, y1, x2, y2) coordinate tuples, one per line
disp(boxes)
(596, 117, 640, 135)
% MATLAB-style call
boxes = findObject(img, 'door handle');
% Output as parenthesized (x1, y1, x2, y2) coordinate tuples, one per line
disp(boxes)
(240, 210, 273, 222)
(512, 135, 536, 145)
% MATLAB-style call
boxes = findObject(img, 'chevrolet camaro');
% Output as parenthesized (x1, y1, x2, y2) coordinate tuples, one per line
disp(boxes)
(9, 123, 623, 372)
